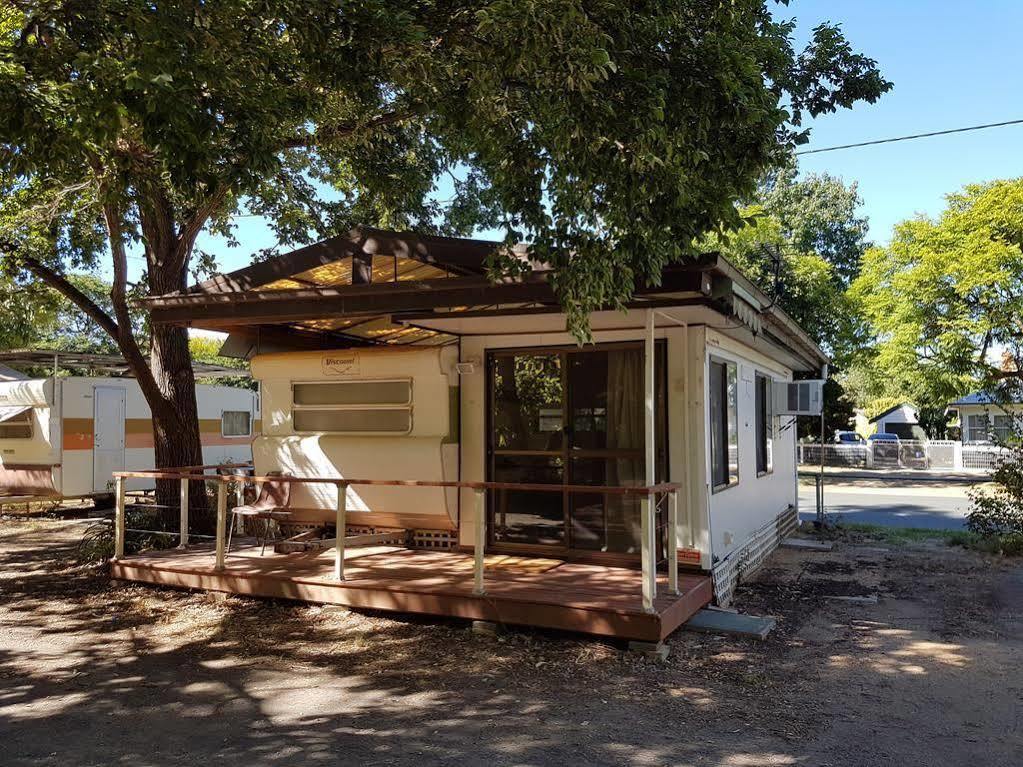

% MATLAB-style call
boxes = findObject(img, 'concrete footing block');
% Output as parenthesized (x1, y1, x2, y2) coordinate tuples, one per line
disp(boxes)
(781, 537, 834, 552)
(627, 640, 670, 660)
(471, 620, 504, 637)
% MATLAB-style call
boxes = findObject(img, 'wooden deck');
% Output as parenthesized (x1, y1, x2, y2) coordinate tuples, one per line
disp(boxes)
(110, 543, 712, 642)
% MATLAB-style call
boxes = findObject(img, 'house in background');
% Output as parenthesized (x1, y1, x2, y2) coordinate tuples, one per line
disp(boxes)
(113, 228, 828, 641)
(948, 391, 1023, 444)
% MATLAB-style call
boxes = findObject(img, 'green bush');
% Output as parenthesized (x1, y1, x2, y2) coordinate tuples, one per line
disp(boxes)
(967, 439, 1023, 554)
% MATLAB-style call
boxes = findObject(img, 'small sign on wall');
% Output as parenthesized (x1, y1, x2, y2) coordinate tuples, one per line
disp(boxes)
(321, 352, 360, 377)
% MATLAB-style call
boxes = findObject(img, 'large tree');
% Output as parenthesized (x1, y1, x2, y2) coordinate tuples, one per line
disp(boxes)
(851, 179, 1023, 410)
(0, 1, 890, 496)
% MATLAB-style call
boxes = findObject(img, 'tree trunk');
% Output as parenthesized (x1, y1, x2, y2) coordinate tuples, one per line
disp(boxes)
(149, 321, 209, 523)
(145, 240, 209, 523)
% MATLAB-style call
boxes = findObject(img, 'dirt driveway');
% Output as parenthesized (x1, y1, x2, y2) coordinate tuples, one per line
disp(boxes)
(1, 519, 1021, 766)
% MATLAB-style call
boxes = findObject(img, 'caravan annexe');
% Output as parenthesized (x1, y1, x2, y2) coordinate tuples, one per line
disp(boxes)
(112, 227, 827, 639)
(0, 374, 258, 502)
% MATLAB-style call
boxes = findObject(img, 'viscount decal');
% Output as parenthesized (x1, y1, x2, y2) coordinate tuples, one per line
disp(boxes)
(321, 352, 360, 377)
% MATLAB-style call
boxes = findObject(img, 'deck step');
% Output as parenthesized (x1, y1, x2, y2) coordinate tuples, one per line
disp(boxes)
(684, 608, 775, 640)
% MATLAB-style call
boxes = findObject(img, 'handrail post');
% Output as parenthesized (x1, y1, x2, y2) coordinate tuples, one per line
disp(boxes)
(473, 488, 486, 595)
(667, 489, 679, 595)
(178, 476, 189, 548)
(334, 481, 348, 580)
(640, 491, 656, 613)
(214, 480, 227, 571)
(113, 475, 125, 560)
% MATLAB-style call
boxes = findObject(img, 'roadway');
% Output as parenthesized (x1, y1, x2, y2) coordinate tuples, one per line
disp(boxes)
(797, 479, 975, 530)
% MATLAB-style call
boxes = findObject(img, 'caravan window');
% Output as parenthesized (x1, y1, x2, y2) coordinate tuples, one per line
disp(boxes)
(755, 373, 774, 475)
(292, 380, 413, 434)
(221, 410, 252, 437)
(0, 407, 33, 440)
(709, 359, 738, 490)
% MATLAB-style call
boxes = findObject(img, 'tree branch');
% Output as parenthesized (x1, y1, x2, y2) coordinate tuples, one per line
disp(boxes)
(99, 199, 171, 411)
(280, 110, 413, 150)
(15, 254, 121, 340)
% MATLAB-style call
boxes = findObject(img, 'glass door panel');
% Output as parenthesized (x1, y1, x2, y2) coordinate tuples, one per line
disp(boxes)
(491, 455, 565, 546)
(490, 353, 563, 451)
(487, 343, 667, 556)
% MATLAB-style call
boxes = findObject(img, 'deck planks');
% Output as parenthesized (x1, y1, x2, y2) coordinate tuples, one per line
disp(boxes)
(111, 543, 712, 642)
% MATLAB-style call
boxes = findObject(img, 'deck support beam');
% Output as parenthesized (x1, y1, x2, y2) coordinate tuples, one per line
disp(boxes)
(473, 488, 486, 595)
(214, 482, 227, 571)
(113, 476, 125, 560)
(334, 482, 348, 580)
(178, 477, 189, 548)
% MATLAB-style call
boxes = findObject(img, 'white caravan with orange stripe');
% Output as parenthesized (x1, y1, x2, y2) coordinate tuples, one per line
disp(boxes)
(0, 376, 258, 502)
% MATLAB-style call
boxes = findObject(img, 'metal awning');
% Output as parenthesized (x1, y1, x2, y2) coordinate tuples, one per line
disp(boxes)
(0, 350, 250, 378)
(138, 226, 830, 372)
(0, 405, 32, 423)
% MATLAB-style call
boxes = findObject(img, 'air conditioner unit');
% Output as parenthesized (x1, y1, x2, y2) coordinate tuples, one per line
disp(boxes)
(774, 380, 824, 416)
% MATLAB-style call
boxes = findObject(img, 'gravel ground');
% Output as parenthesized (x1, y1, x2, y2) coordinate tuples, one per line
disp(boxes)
(1, 519, 1021, 766)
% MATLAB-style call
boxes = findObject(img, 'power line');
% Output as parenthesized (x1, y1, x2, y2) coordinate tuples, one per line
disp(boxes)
(795, 118, 1023, 155)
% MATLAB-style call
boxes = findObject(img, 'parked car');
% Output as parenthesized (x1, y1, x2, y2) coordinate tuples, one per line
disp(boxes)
(868, 432, 901, 466)
(834, 431, 866, 445)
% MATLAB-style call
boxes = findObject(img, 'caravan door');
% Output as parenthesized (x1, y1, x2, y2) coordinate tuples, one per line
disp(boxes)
(93, 386, 126, 493)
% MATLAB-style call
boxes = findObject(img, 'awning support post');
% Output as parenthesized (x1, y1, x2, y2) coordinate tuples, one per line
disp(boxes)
(178, 477, 189, 548)
(214, 482, 227, 571)
(641, 309, 657, 613)
(667, 489, 679, 595)
(473, 488, 486, 596)
(113, 476, 125, 560)
(334, 482, 348, 580)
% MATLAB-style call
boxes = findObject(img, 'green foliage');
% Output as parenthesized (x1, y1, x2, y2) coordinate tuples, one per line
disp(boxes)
(0, 1, 890, 339)
(710, 167, 868, 364)
(851, 180, 1023, 410)
(755, 164, 871, 285)
(188, 335, 255, 390)
(968, 441, 1023, 541)
(0, 271, 120, 352)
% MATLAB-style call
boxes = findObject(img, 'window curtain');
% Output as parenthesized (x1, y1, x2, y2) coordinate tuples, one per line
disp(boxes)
(605, 349, 643, 552)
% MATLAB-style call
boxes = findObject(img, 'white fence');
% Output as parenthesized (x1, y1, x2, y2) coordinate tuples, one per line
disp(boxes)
(798, 440, 1008, 473)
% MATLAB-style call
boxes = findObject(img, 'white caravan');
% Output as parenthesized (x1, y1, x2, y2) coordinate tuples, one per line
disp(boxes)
(0, 374, 257, 503)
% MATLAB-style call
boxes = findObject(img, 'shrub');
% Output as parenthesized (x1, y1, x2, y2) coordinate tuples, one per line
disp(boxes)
(967, 439, 1023, 553)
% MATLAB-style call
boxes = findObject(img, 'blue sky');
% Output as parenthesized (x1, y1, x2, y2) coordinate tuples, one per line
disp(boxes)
(138, 0, 1023, 281)
(792, 0, 1023, 245)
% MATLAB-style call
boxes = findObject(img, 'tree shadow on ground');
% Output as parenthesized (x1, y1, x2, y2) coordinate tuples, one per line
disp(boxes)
(0, 521, 1020, 767)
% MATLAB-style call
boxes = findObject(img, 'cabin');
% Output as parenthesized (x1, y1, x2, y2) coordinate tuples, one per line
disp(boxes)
(111, 228, 828, 643)
(0, 350, 258, 504)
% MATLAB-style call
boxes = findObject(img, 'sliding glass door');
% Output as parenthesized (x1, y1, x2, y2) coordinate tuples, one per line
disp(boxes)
(487, 343, 666, 556)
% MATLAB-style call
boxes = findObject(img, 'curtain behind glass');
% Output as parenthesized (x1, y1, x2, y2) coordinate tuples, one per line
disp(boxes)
(605, 348, 643, 551)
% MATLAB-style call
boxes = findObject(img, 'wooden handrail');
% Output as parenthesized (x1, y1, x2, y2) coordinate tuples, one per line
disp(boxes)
(112, 469, 681, 497)
(113, 467, 684, 603)
(156, 462, 254, 473)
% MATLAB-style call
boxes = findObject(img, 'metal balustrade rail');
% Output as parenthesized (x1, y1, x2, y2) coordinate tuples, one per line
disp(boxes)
(111, 468, 686, 614)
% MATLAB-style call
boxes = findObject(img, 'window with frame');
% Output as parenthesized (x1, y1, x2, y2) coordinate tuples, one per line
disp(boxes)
(992, 414, 1016, 443)
(966, 414, 989, 443)
(291, 379, 413, 434)
(221, 410, 252, 437)
(710, 359, 738, 489)
(0, 407, 33, 440)
(755, 373, 774, 475)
